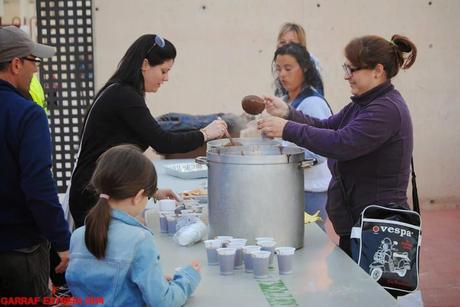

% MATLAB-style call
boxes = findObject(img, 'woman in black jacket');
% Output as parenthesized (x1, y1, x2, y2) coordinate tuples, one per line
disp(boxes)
(69, 34, 227, 228)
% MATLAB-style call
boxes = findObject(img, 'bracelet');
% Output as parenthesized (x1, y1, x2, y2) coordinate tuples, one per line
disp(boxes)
(200, 128, 209, 142)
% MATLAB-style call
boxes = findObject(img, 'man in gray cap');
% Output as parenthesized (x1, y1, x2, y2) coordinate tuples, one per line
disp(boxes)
(0, 26, 71, 300)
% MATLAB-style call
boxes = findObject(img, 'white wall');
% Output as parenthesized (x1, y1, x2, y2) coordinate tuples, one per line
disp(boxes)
(91, 0, 460, 207)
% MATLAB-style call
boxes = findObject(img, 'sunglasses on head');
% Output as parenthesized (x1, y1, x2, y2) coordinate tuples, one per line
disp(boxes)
(145, 35, 165, 57)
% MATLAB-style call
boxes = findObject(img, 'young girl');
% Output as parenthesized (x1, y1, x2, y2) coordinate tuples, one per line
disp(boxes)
(66, 144, 201, 306)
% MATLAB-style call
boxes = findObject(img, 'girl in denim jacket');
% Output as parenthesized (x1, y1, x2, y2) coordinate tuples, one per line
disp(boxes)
(66, 144, 201, 306)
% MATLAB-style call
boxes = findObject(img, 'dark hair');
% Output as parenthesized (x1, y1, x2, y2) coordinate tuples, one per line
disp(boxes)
(344, 34, 417, 79)
(85, 144, 157, 259)
(0, 61, 9, 71)
(273, 43, 323, 95)
(101, 34, 176, 96)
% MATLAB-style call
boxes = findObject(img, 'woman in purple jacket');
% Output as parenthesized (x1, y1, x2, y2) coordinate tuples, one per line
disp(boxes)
(258, 34, 417, 256)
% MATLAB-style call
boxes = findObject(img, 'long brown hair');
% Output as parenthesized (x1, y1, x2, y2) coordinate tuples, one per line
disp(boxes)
(84, 144, 157, 259)
(344, 34, 417, 79)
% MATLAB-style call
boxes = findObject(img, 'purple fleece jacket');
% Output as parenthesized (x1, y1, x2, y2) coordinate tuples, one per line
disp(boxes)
(283, 82, 413, 235)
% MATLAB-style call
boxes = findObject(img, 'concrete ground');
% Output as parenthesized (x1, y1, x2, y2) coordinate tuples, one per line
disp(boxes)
(325, 207, 460, 307)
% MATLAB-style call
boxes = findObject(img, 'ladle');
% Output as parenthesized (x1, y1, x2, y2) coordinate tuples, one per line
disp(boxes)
(224, 130, 241, 147)
(241, 95, 265, 115)
(217, 116, 241, 146)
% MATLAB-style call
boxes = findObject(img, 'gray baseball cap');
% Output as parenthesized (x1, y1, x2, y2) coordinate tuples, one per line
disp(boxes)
(0, 26, 55, 62)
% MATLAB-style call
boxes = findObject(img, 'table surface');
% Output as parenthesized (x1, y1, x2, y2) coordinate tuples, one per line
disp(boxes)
(148, 159, 399, 307)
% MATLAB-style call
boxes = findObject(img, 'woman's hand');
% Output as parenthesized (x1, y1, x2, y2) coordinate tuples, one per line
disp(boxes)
(191, 260, 201, 272)
(257, 117, 288, 138)
(164, 275, 173, 282)
(202, 119, 228, 141)
(262, 95, 289, 119)
(154, 188, 180, 201)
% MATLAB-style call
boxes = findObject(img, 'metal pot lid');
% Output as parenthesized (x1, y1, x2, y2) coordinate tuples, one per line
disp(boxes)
(206, 137, 281, 150)
(206, 138, 306, 164)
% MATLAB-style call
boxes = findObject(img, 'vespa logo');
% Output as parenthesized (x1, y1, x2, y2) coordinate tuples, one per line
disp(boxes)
(372, 225, 413, 238)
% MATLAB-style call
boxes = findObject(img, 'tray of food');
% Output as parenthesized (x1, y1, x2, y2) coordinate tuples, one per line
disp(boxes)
(180, 187, 208, 203)
(163, 162, 208, 179)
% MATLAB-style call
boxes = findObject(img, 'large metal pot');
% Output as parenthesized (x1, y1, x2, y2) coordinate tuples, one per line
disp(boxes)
(196, 138, 314, 248)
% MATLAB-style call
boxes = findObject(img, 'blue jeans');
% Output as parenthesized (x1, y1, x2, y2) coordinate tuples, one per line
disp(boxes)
(304, 191, 328, 232)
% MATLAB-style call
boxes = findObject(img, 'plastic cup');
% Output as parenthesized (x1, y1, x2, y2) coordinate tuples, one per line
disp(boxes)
(215, 236, 233, 247)
(255, 237, 274, 243)
(204, 240, 222, 265)
(159, 214, 168, 233)
(216, 247, 236, 275)
(159, 199, 176, 211)
(242, 245, 261, 272)
(252, 251, 271, 279)
(166, 215, 177, 235)
(275, 247, 295, 275)
(257, 240, 277, 268)
(227, 242, 245, 269)
(229, 238, 248, 245)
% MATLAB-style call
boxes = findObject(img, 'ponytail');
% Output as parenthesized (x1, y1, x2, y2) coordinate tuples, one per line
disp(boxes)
(84, 198, 112, 259)
(85, 144, 158, 259)
(390, 34, 417, 70)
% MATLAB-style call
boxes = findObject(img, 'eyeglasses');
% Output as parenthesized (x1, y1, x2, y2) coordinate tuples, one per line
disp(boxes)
(342, 63, 363, 77)
(145, 35, 165, 57)
(22, 56, 42, 66)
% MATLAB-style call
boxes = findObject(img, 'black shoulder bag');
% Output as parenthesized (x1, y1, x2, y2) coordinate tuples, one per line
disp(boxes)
(341, 158, 422, 297)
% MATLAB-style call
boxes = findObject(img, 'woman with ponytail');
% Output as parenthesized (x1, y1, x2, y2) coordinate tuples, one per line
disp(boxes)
(66, 144, 201, 306)
(258, 34, 417, 256)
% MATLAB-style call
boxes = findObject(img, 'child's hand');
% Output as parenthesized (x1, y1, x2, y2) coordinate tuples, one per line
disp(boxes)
(191, 260, 201, 272)
(164, 274, 172, 281)
(155, 188, 180, 202)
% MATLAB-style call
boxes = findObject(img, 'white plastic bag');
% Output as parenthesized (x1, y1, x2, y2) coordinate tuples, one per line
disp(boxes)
(173, 217, 207, 247)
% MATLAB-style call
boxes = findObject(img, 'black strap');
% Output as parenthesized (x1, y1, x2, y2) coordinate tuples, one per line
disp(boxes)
(335, 164, 355, 226)
(411, 157, 420, 214)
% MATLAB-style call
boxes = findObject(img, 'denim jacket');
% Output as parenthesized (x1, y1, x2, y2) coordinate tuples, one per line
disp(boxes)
(66, 209, 200, 306)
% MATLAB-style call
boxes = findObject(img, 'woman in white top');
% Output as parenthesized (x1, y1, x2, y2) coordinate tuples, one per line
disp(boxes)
(271, 43, 332, 230)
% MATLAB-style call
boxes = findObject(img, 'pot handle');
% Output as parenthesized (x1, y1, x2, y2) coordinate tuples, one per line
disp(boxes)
(195, 156, 208, 166)
(299, 158, 317, 169)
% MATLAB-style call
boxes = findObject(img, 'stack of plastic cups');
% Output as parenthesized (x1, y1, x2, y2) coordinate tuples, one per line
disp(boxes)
(204, 239, 223, 266)
(242, 245, 261, 273)
(158, 199, 176, 234)
(166, 215, 178, 236)
(227, 238, 247, 269)
(257, 239, 277, 268)
(216, 247, 236, 275)
(275, 247, 296, 275)
(159, 212, 169, 233)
